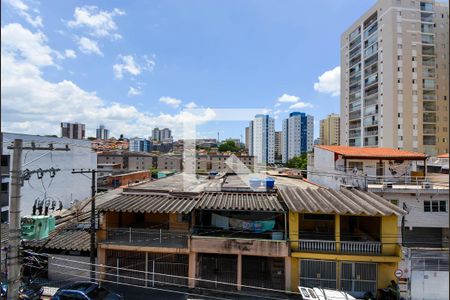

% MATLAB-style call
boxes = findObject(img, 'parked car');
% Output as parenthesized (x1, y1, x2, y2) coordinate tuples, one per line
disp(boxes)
(0, 281, 44, 300)
(51, 282, 123, 300)
(298, 286, 357, 300)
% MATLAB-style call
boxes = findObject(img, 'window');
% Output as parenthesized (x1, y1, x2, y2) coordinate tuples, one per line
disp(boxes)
(424, 200, 447, 212)
(348, 161, 363, 171)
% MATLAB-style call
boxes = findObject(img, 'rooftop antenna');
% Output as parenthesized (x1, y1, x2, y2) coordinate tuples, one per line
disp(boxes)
(217, 132, 220, 143)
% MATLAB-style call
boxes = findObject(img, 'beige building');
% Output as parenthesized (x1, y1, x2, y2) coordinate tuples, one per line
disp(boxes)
(320, 114, 340, 145)
(340, 0, 449, 156)
(157, 155, 183, 172)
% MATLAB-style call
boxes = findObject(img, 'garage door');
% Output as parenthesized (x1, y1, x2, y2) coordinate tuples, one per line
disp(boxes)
(299, 260, 337, 289)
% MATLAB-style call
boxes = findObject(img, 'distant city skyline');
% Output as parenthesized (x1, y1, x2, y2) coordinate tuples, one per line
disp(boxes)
(1, 0, 381, 140)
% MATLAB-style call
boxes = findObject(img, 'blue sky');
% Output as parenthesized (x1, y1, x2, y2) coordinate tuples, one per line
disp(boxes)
(1, 0, 377, 140)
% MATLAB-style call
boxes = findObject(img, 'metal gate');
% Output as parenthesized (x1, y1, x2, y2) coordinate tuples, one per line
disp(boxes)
(242, 256, 285, 291)
(340, 262, 377, 297)
(197, 254, 237, 290)
(299, 260, 337, 289)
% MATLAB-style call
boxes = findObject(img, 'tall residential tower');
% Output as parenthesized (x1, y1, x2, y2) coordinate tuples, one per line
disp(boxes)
(320, 114, 340, 145)
(248, 115, 275, 165)
(282, 112, 314, 163)
(340, 0, 449, 155)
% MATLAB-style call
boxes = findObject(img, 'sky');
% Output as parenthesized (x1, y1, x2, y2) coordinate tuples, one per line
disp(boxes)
(1, 0, 378, 140)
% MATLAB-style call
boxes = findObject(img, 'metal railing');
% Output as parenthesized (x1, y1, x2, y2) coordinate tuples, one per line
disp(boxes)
(102, 227, 189, 248)
(296, 239, 382, 254)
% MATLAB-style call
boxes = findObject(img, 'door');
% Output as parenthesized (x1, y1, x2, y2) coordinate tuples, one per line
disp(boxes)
(197, 254, 237, 290)
(340, 262, 377, 298)
(376, 162, 384, 181)
(300, 260, 337, 289)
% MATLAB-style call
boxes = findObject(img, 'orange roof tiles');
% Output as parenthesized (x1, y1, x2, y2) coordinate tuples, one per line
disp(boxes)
(315, 145, 427, 159)
(437, 153, 449, 158)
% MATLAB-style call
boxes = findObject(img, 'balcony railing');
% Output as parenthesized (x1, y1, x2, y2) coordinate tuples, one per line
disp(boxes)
(295, 239, 382, 255)
(102, 227, 189, 248)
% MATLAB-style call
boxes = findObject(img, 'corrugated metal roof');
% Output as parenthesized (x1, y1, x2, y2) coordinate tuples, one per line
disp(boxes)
(279, 186, 406, 216)
(316, 145, 427, 159)
(98, 193, 198, 213)
(24, 229, 91, 252)
(196, 192, 284, 211)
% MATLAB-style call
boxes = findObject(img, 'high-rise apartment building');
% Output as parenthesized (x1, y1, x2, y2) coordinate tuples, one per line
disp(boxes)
(320, 114, 340, 145)
(244, 126, 250, 151)
(96, 125, 110, 140)
(340, 0, 449, 155)
(248, 115, 275, 165)
(282, 112, 314, 163)
(275, 131, 283, 160)
(60, 122, 85, 139)
(129, 138, 152, 152)
(152, 128, 172, 142)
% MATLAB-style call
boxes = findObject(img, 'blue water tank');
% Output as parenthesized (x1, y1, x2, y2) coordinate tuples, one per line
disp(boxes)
(265, 178, 275, 189)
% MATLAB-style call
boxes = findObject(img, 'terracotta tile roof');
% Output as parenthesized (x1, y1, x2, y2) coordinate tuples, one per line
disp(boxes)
(315, 145, 427, 159)
(437, 153, 449, 158)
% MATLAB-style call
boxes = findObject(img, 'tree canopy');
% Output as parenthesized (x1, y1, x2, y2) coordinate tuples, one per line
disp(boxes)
(218, 140, 239, 152)
(286, 153, 307, 170)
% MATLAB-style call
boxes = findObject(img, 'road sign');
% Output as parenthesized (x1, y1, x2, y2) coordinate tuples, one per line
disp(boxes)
(395, 269, 403, 278)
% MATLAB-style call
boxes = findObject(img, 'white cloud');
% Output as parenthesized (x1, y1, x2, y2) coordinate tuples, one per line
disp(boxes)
(77, 36, 102, 56)
(67, 6, 125, 39)
(113, 54, 155, 79)
(289, 102, 313, 109)
(64, 49, 77, 59)
(113, 55, 140, 79)
(277, 93, 299, 103)
(127, 86, 141, 96)
(1, 23, 54, 67)
(185, 102, 198, 109)
(159, 96, 182, 108)
(1, 46, 215, 138)
(313, 66, 340, 96)
(4, 0, 43, 28)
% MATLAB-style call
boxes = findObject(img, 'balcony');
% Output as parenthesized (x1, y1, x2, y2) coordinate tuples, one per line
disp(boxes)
(421, 12, 433, 23)
(295, 240, 382, 255)
(349, 131, 361, 138)
(422, 34, 435, 45)
(420, 2, 433, 12)
(101, 227, 189, 248)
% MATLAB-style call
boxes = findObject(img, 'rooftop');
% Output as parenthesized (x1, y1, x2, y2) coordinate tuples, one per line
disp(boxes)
(315, 145, 427, 160)
(197, 191, 284, 212)
(437, 153, 449, 158)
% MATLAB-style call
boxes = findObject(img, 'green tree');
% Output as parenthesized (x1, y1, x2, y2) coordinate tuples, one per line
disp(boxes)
(149, 167, 159, 178)
(218, 140, 239, 152)
(286, 153, 308, 170)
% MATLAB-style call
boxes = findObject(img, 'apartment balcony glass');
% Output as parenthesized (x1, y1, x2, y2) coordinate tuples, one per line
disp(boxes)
(423, 124, 437, 134)
(364, 95, 378, 107)
(422, 67, 436, 78)
(349, 46, 361, 59)
(349, 110, 361, 121)
(422, 34, 435, 45)
(364, 84, 378, 97)
(349, 27, 361, 41)
(364, 53, 378, 67)
(363, 116, 378, 127)
(364, 127, 378, 137)
(423, 135, 436, 145)
(349, 101, 361, 112)
(423, 79, 435, 89)
(421, 23, 434, 33)
(364, 136, 378, 146)
(364, 33, 378, 48)
(423, 112, 437, 123)
(349, 138, 361, 147)
(422, 56, 435, 67)
(349, 131, 361, 138)
(349, 35, 361, 50)
(364, 43, 378, 58)
(364, 22, 378, 39)
(364, 104, 378, 117)
(423, 101, 437, 112)
(350, 54, 361, 67)
(423, 90, 436, 100)
(421, 12, 434, 22)
(350, 63, 361, 76)
(422, 45, 435, 56)
(420, 2, 433, 12)
(350, 74, 361, 86)
(363, 12, 377, 29)
(349, 83, 361, 94)
(349, 91, 361, 103)
(364, 74, 378, 86)
(349, 121, 361, 130)
(364, 64, 378, 78)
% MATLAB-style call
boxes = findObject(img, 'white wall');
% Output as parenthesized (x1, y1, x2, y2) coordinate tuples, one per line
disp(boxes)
(410, 271, 449, 300)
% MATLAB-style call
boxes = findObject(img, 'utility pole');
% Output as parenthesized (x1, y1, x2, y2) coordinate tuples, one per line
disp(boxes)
(7, 139, 22, 300)
(6, 139, 69, 299)
(71, 169, 96, 282)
